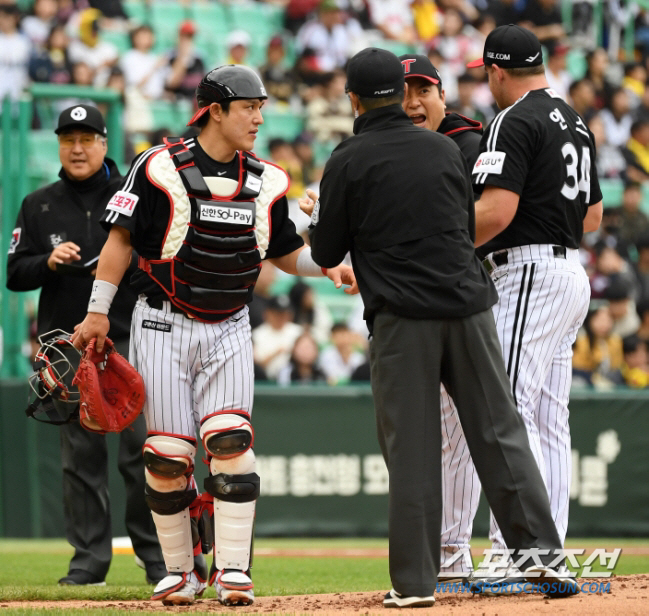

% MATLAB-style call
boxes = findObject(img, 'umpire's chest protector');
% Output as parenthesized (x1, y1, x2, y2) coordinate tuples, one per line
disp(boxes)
(138, 137, 289, 322)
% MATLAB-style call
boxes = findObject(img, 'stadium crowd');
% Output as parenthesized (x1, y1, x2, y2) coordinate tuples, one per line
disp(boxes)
(6, 0, 649, 387)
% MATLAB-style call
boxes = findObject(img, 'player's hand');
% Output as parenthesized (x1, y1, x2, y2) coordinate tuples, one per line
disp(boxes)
(326, 264, 359, 295)
(71, 313, 110, 352)
(47, 241, 81, 270)
(299, 189, 319, 218)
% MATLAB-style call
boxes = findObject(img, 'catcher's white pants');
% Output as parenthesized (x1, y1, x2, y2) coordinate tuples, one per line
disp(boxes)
(440, 245, 590, 569)
(130, 298, 254, 436)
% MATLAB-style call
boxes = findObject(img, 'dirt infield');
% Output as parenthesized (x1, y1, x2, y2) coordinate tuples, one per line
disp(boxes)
(2, 574, 647, 614)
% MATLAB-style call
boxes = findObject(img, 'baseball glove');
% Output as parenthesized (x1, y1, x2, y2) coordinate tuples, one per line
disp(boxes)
(72, 337, 145, 434)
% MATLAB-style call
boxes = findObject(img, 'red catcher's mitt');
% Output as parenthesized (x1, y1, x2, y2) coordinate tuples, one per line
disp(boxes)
(72, 337, 145, 433)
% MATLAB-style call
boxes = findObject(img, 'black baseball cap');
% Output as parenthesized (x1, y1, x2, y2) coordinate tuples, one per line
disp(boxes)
(467, 24, 543, 69)
(55, 104, 107, 136)
(345, 47, 404, 98)
(399, 54, 441, 86)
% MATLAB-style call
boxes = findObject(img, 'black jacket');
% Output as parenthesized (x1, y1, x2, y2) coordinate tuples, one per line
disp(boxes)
(438, 112, 483, 172)
(7, 158, 137, 338)
(309, 104, 497, 325)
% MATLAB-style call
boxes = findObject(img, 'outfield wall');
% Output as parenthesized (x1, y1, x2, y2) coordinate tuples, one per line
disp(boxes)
(0, 382, 647, 538)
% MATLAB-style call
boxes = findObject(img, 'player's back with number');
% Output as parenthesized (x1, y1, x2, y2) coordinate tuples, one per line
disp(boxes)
(474, 88, 601, 256)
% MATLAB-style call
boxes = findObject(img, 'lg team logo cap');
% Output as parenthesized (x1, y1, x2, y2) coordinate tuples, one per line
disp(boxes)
(54, 104, 108, 136)
(467, 24, 543, 69)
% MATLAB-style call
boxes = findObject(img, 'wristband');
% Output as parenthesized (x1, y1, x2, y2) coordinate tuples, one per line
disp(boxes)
(321, 266, 328, 276)
(295, 246, 326, 277)
(88, 280, 118, 315)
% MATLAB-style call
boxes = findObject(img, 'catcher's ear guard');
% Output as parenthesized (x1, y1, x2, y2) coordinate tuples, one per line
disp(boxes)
(26, 329, 81, 425)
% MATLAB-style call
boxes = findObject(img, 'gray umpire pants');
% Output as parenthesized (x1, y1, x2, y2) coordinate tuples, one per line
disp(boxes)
(60, 338, 162, 579)
(370, 309, 562, 597)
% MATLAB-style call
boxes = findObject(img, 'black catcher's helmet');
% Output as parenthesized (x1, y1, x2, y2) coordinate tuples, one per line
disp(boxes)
(26, 329, 82, 425)
(187, 65, 268, 126)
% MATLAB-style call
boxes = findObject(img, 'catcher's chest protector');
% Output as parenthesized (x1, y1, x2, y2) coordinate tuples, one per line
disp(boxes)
(139, 137, 289, 322)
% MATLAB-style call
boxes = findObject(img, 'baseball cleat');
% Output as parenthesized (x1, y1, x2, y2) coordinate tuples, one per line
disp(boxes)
(151, 571, 207, 605)
(58, 569, 106, 585)
(524, 566, 580, 598)
(134, 555, 168, 584)
(215, 569, 255, 606)
(383, 589, 435, 608)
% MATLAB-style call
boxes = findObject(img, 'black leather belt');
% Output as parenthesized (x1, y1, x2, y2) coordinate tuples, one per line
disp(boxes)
(145, 296, 187, 314)
(482, 245, 566, 275)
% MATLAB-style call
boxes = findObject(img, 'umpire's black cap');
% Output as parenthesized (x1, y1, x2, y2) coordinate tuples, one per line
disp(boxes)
(345, 48, 404, 98)
(467, 24, 543, 69)
(399, 54, 442, 86)
(55, 104, 107, 136)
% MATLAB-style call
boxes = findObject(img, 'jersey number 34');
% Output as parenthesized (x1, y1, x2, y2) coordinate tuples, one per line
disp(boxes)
(561, 142, 590, 203)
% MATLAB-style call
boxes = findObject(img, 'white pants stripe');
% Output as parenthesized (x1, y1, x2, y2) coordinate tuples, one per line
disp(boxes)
(440, 245, 589, 570)
(130, 298, 254, 438)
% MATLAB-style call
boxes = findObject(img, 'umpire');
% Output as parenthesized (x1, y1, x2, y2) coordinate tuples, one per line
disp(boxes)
(308, 48, 576, 607)
(6, 105, 165, 585)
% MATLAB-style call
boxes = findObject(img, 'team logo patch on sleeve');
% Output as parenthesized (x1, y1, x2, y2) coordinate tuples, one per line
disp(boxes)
(106, 190, 139, 217)
(8, 228, 21, 254)
(142, 320, 172, 332)
(473, 151, 506, 176)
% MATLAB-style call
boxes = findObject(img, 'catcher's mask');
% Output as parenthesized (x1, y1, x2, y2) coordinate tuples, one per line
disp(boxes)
(26, 329, 82, 425)
(187, 65, 268, 126)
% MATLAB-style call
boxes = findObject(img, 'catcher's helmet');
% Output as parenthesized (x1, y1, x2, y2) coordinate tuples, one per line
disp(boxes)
(26, 329, 82, 425)
(187, 65, 268, 126)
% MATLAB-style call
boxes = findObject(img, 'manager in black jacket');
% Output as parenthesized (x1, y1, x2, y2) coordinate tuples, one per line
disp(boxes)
(308, 48, 576, 607)
(6, 105, 164, 586)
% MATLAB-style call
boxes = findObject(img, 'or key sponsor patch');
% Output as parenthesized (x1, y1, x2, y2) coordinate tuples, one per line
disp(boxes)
(8, 228, 21, 254)
(200, 204, 254, 225)
(142, 320, 172, 332)
(472, 151, 506, 176)
(106, 190, 139, 217)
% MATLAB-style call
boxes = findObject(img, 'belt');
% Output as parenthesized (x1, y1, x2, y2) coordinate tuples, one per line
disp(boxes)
(482, 245, 566, 275)
(145, 296, 188, 315)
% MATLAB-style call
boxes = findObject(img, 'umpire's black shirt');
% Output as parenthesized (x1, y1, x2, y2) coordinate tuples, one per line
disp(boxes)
(309, 104, 497, 326)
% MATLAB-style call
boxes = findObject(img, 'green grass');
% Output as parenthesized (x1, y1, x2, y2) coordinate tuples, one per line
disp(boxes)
(0, 537, 647, 604)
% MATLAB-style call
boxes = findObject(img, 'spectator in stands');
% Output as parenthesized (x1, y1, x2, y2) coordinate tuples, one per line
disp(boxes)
(67, 8, 118, 87)
(518, 0, 565, 45)
(622, 62, 646, 110)
(588, 113, 627, 180)
(120, 24, 167, 101)
(305, 68, 354, 144)
(622, 119, 649, 182)
(605, 276, 642, 339)
(429, 8, 474, 78)
(293, 132, 317, 187)
(545, 39, 571, 100)
(284, 0, 321, 34)
(21, 0, 58, 49)
(410, 0, 442, 45)
(618, 181, 649, 248)
(269, 138, 306, 201)
(600, 87, 633, 148)
(259, 35, 297, 107)
(486, 0, 520, 27)
(446, 73, 487, 126)
(164, 20, 205, 103)
(87, 0, 128, 21)
(319, 322, 366, 385)
(29, 22, 73, 85)
(366, 0, 417, 44)
(569, 78, 597, 122)
(288, 280, 333, 345)
(253, 294, 304, 380)
(590, 244, 633, 298)
(633, 237, 649, 307)
(276, 332, 327, 385)
(621, 334, 649, 387)
(226, 29, 252, 66)
(572, 304, 624, 388)
(635, 299, 649, 341)
(296, 0, 363, 72)
(0, 3, 31, 103)
(585, 48, 614, 110)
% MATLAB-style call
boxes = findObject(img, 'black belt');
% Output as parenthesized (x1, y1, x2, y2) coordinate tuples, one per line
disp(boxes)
(145, 296, 187, 314)
(482, 245, 566, 275)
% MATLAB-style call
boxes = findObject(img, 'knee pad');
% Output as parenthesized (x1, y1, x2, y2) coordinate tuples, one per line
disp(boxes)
(204, 449, 260, 502)
(200, 413, 253, 459)
(144, 435, 196, 492)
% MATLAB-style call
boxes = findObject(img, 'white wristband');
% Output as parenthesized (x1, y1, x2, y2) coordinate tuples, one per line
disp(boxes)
(296, 246, 326, 277)
(88, 280, 118, 315)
